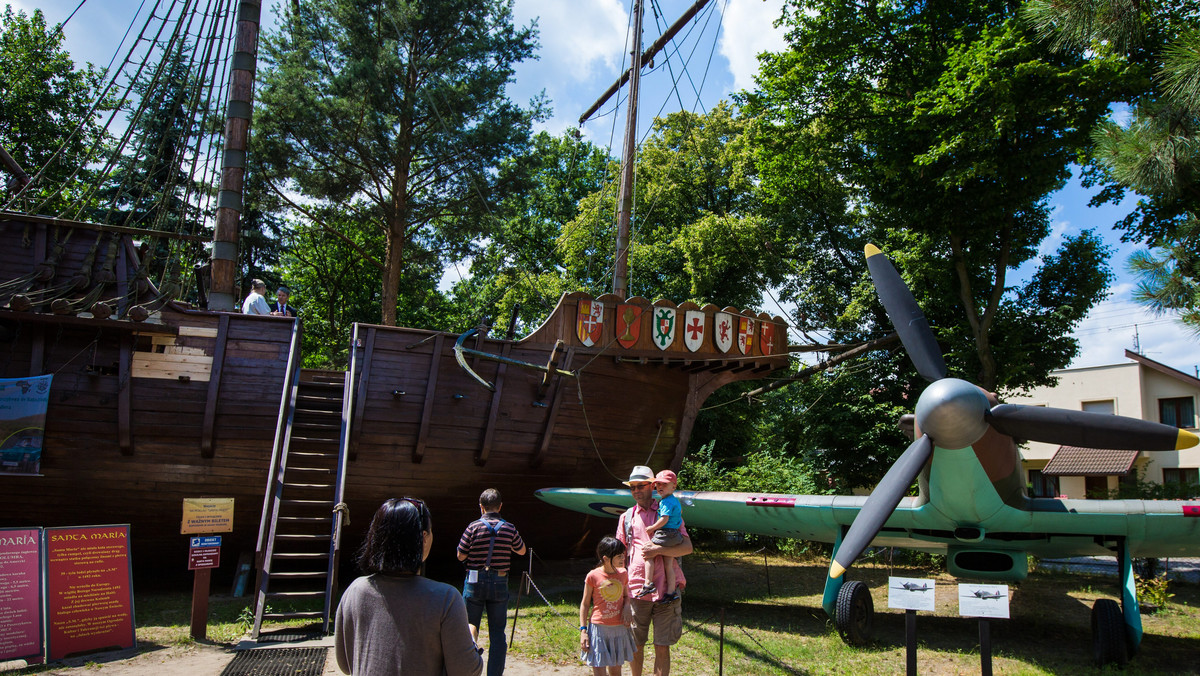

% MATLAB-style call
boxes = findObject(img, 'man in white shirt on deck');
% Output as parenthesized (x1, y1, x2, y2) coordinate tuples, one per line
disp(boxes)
(241, 279, 270, 315)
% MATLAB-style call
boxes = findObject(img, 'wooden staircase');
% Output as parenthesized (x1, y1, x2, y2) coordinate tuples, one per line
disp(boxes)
(251, 368, 350, 638)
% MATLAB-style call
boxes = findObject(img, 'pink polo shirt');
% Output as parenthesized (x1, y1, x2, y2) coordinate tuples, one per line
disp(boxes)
(616, 501, 687, 602)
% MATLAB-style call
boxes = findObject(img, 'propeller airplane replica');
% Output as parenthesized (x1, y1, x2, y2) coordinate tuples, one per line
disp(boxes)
(893, 582, 931, 593)
(537, 245, 1200, 667)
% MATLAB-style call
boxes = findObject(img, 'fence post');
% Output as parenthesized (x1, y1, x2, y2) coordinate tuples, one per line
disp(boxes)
(719, 607, 726, 676)
(509, 571, 525, 648)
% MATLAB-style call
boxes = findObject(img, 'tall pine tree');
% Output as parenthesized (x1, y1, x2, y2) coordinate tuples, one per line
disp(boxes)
(255, 0, 543, 326)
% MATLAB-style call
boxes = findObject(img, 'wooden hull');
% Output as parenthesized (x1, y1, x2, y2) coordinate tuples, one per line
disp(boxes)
(0, 214, 789, 578)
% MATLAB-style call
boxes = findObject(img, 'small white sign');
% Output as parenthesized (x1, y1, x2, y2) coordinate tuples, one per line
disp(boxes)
(958, 583, 1010, 618)
(888, 576, 936, 611)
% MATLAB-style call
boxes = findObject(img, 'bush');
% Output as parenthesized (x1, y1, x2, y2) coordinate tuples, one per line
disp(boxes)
(1136, 573, 1174, 611)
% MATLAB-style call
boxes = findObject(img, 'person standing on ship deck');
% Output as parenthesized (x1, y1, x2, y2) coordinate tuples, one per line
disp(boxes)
(457, 488, 527, 676)
(241, 279, 270, 315)
(270, 285, 298, 316)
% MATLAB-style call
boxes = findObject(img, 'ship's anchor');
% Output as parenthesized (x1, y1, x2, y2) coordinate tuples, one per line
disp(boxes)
(454, 329, 575, 392)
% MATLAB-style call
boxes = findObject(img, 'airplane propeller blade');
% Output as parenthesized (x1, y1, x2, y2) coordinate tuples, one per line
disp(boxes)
(830, 435, 933, 578)
(864, 244, 947, 382)
(987, 404, 1200, 451)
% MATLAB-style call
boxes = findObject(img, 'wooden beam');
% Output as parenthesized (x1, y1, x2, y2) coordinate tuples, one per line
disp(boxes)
(0, 210, 210, 243)
(349, 327, 376, 461)
(412, 334, 444, 464)
(116, 238, 129, 319)
(200, 314, 231, 458)
(476, 343, 511, 467)
(29, 325, 44, 376)
(530, 348, 575, 468)
(118, 333, 133, 455)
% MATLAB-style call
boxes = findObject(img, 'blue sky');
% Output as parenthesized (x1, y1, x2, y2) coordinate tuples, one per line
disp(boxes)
(11, 0, 1197, 377)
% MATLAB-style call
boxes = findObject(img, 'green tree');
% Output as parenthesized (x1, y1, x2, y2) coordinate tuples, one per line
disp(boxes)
(559, 102, 780, 310)
(448, 130, 613, 335)
(277, 208, 384, 368)
(747, 0, 1124, 393)
(0, 6, 108, 213)
(254, 0, 543, 326)
(1025, 0, 1200, 333)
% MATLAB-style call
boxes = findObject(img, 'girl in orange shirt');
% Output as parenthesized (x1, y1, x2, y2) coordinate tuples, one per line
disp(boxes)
(578, 536, 636, 675)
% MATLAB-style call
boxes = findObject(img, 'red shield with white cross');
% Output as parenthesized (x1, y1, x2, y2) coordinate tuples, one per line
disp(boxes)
(615, 304, 642, 349)
(683, 310, 705, 352)
(576, 299, 604, 347)
(714, 312, 734, 353)
(760, 321, 775, 355)
(737, 316, 755, 355)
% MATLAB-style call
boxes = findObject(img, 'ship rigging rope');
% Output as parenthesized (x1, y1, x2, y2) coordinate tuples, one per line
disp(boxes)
(9, 0, 237, 289)
(565, 0, 726, 297)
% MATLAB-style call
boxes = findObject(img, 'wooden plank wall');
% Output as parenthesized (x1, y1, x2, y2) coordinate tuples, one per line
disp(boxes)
(0, 308, 295, 577)
(337, 323, 699, 563)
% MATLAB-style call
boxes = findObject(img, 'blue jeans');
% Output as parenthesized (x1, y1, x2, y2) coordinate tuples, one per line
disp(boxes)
(463, 569, 510, 676)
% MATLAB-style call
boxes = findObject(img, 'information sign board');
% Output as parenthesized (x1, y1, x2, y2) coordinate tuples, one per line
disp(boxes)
(181, 498, 234, 534)
(188, 547, 220, 570)
(44, 525, 136, 660)
(0, 527, 43, 663)
(887, 576, 936, 612)
(958, 583, 1010, 619)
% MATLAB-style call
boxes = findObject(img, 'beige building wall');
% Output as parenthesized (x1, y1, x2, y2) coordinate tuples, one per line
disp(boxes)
(1006, 353, 1199, 498)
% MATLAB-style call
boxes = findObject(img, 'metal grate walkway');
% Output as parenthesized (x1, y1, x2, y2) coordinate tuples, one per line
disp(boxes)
(219, 648, 327, 676)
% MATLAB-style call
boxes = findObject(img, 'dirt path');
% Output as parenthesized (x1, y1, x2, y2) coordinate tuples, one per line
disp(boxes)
(6, 642, 584, 675)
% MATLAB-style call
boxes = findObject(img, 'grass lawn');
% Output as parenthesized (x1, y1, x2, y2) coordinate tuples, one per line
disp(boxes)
(507, 550, 1200, 675)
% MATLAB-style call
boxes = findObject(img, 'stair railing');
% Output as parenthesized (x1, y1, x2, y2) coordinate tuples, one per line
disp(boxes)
(250, 316, 303, 638)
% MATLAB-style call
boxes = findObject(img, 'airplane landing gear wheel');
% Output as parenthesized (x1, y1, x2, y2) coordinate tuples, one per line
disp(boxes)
(1092, 598, 1129, 667)
(835, 580, 874, 645)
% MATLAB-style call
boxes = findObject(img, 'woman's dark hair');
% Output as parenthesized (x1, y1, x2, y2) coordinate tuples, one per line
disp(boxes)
(357, 497, 431, 575)
(596, 536, 625, 563)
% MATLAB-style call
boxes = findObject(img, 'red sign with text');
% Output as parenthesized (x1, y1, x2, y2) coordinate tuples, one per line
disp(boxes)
(44, 525, 136, 660)
(188, 547, 220, 570)
(0, 527, 43, 663)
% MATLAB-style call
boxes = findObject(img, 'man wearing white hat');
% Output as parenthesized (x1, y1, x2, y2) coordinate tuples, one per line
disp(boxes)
(615, 465, 692, 676)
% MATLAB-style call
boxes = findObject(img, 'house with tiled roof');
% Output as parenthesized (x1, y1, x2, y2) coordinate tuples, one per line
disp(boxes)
(1006, 350, 1200, 499)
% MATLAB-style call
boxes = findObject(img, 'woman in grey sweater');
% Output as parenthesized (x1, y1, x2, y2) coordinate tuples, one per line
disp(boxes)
(335, 498, 483, 676)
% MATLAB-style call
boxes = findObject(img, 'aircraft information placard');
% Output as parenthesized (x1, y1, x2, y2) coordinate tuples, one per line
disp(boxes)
(958, 583, 1009, 618)
(888, 576, 936, 611)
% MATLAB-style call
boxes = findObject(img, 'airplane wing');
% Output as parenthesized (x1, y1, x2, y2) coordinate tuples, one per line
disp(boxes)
(536, 488, 1200, 558)
(535, 487, 938, 552)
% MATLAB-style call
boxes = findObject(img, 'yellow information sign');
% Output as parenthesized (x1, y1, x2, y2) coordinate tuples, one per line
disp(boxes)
(181, 498, 235, 534)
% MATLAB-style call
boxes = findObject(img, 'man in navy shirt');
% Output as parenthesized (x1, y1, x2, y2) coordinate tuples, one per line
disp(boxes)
(457, 488, 526, 676)
(270, 286, 297, 316)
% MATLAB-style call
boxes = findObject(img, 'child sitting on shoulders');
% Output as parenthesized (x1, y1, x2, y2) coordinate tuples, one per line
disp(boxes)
(579, 536, 636, 675)
(637, 469, 683, 600)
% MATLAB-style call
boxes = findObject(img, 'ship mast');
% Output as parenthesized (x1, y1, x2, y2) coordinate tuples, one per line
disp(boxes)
(579, 0, 713, 299)
(611, 0, 644, 299)
(208, 0, 263, 311)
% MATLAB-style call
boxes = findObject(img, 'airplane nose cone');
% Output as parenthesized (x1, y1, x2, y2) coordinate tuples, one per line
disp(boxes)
(914, 378, 990, 450)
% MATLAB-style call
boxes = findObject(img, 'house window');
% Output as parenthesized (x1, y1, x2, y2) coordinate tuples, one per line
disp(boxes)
(1082, 400, 1115, 415)
(1028, 469, 1059, 498)
(1163, 467, 1199, 485)
(1159, 397, 1196, 428)
(1085, 475, 1110, 498)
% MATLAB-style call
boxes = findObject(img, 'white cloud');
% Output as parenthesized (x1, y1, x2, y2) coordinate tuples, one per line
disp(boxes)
(718, 0, 788, 92)
(1070, 290, 1197, 375)
(515, 0, 628, 81)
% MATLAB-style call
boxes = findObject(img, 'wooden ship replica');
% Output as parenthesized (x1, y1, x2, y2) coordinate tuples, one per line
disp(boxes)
(0, 207, 788, 626)
(0, 0, 800, 633)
